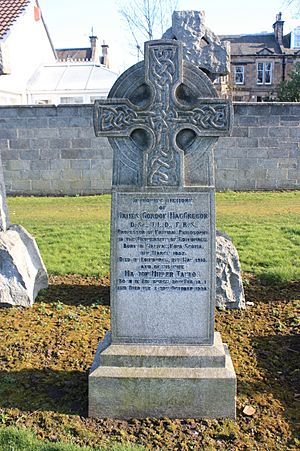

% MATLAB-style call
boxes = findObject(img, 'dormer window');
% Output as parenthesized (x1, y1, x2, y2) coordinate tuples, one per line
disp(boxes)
(291, 26, 300, 48)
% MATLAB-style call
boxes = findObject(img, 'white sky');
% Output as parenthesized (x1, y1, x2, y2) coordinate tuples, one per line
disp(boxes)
(38, 0, 300, 72)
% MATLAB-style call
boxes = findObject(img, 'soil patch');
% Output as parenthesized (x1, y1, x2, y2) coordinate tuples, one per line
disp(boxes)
(0, 274, 299, 450)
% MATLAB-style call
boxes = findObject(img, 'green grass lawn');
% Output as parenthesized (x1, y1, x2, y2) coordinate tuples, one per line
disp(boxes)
(2, 191, 299, 450)
(7, 191, 300, 284)
(215, 191, 300, 283)
(0, 426, 145, 451)
(8, 195, 111, 277)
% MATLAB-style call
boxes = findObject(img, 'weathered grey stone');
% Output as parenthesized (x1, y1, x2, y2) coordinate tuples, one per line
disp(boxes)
(95, 43, 232, 188)
(110, 190, 215, 345)
(0, 151, 48, 306)
(0, 154, 9, 232)
(162, 10, 230, 80)
(216, 231, 245, 309)
(1, 103, 300, 195)
(89, 332, 236, 419)
(0, 224, 48, 306)
(90, 39, 236, 419)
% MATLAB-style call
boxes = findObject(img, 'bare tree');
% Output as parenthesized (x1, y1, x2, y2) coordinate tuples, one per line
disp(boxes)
(284, 0, 300, 16)
(118, 0, 178, 60)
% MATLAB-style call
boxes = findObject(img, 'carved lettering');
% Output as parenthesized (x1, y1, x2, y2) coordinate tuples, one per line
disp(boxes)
(114, 193, 211, 296)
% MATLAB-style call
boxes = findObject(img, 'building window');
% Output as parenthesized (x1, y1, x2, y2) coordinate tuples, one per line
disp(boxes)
(60, 97, 83, 104)
(36, 100, 51, 105)
(90, 96, 106, 103)
(291, 26, 300, 48)
(257, 62, 272, 85)
(233, 95, 243, 101)
(294, 32, 300, 48)
(234, 66, 244, 84)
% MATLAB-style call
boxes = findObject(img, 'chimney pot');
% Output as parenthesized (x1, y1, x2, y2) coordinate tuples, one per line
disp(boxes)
(273, 12, 284, 46)
(101, 42, 109, 68)
(89, 35, 98, 62)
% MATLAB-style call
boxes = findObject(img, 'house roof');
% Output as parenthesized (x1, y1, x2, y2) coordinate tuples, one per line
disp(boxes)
(220, 32, 295, 56)
(27, 62, 119, 93)
(0, 0, 31, 40)
(56, 48, 93, 62)
(0, 47, 3, 74)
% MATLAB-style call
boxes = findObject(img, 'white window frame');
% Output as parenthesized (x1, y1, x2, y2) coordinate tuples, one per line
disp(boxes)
(291, 26, 300, 48)
(295, 34, 300, 48)
(90, 95, 106, 103)
(234, 66, 245, 85)
(60, 96, 84, 104)
(257, 62, 272, 85)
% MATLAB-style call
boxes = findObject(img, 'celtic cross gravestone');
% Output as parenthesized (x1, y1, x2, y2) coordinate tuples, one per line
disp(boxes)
(89, 39, 236, 419)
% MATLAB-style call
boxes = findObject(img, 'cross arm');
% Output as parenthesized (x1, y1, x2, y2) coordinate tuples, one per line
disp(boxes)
(93, 99, 140, 137)
(177, 99, 233, 138)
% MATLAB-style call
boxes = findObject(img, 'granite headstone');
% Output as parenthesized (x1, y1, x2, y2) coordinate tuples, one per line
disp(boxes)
(216, 231, 245, 309)
(89, 39, 236, 419)
(0, 152, 48, 306)
(162, 10, 230, 81)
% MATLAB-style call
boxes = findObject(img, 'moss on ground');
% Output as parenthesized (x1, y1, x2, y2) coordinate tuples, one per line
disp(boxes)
(0, 426, 145, 450)
(0, 274, 299, 450)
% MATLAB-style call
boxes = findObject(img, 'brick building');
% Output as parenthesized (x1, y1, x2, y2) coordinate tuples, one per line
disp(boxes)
(219, 13, 300, 101)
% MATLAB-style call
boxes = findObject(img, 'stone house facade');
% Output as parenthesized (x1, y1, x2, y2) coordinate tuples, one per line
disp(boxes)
(219, 13, 300, 101)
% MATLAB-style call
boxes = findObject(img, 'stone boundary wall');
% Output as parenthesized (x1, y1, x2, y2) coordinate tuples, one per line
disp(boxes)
(215, 103, 299, 190)
(0, 103, 299, 195)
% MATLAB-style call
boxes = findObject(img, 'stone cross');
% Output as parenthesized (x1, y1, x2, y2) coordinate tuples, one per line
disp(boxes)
(90, 39, 236, 419)
(94, 39, 232, 188)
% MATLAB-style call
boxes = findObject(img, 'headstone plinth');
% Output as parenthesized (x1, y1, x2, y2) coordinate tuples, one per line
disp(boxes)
(89, 40, 236, 419)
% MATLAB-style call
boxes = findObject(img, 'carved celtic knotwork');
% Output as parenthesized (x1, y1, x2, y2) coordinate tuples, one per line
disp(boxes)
(191, 105, 228, 130)
(150, 47, 177, 89)
(148, 131, 177, 185)
(148, 107, 178, 131)
(93, 40, 233, 188)
(101, 105, 137, 132)
(146, 44, 180, 186)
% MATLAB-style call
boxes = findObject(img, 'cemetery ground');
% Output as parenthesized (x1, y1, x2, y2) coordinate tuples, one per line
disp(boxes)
(0, 191, 299, 450)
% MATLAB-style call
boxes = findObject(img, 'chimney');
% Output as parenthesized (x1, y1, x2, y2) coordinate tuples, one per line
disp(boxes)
(101, 41, 109, 68)
(89, 35, 98, 62)
(273, 12, 284, 45)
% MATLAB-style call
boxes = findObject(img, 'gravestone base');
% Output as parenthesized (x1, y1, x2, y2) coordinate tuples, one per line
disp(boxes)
(89, 332, 236, 419)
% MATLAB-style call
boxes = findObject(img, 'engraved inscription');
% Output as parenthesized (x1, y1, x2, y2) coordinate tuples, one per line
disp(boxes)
(115, 193, 211, 297)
